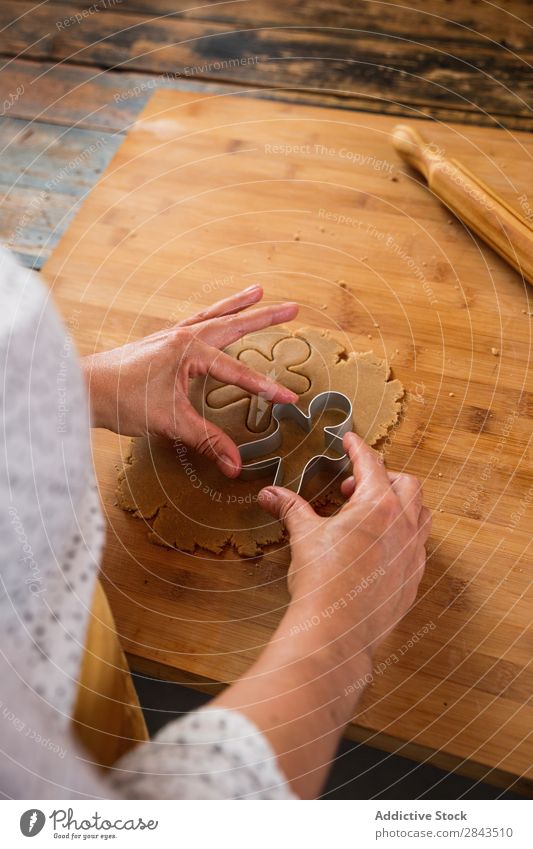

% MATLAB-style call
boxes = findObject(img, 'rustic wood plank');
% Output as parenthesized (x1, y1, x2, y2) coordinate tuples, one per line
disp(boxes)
(1, 2, 531, 130)
(0, 117, 122, 266)
(43, 90, 533, 791)
(46, 0, 533, 50)
(4, 57, 532, 138)
(0, 58, 239, 133)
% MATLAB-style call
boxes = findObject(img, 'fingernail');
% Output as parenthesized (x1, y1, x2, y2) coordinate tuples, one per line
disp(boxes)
(219, 454, 240, 476)
(259, 487, 276, 502)
(244, 284, 260, 293)
(277, 386, 298, 399)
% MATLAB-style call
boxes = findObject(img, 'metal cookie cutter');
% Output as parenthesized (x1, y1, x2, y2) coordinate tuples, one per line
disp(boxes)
(237, 391, 353, 495)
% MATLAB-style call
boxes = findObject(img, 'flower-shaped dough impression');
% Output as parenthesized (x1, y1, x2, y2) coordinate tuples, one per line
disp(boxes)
(206, 337, 311, 432)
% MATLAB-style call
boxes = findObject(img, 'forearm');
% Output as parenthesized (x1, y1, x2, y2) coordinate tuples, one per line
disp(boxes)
(81, 352, 118, 431)
(213, 600, 372, 799)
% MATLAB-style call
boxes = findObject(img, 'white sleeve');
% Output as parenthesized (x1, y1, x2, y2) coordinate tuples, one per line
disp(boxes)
(0, 248, 295, 802)
(110, 707, 296, 800)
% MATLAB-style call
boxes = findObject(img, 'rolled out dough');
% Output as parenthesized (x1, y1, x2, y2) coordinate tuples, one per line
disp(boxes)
(116, 327, 404, 556)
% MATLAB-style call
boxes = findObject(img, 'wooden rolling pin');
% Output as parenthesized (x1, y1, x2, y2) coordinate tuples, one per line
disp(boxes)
(392, 124, 533, 286)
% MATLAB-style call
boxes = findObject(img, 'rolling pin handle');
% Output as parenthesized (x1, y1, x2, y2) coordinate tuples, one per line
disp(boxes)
(391, 123, 533, 286)
(392, 124, 440, 181)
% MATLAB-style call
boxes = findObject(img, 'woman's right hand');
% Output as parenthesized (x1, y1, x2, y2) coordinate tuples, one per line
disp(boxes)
(259, 432, 432, 667)
(216, 432, 431, 798)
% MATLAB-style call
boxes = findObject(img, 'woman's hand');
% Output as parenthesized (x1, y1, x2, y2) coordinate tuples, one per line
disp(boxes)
(82, 284, 298, 478)
(215, 433, 431, 797)
(259, 431, 431, 666)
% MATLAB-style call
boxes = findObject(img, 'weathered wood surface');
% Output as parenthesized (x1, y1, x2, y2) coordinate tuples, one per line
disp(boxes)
(0, 116, 122, 267)
(2, 1, 531, 128)
(44, 90, 533, 793)
(3, 53, 531, 137)
(1, 1, 531, 267)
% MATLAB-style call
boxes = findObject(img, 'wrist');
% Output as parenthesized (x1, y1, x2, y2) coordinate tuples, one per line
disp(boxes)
(277, 601, 374, 705)
(81, 353, 115, 430)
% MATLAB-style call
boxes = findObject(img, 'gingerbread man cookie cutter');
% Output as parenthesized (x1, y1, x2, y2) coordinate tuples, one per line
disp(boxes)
(237, 391, 353, 495)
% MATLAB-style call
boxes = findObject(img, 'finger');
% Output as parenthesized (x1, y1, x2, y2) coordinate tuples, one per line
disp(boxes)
(258, 485, 316, 536)
(340, 475, 355, 499)
(342, 432, 390, 497)
(178, 284, 263, 327)
(389, 472, 423, 522)
(387, 470, 402, 483)
(418, 505, 432, 544)
(340, 468, 400, 499)
(198, 302, 299, 349)
(410, 542, 428, 586)
(403, 552, 426, 607)
(172, 406, 242, 478)
(204, 346, 299, 404)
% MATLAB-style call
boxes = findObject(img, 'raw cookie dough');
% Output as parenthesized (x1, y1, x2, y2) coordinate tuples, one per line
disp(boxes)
(206, 336, 311, 432)
(116, 327, 404, 556)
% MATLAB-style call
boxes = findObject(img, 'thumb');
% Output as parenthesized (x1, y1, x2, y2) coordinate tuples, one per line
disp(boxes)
(258, 486, 316, 535)
(175, 408, 242, 478)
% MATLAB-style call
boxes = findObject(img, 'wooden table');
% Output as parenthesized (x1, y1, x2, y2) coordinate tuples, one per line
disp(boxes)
(1, 1, 531, 269)
(1, 1, 532, 794)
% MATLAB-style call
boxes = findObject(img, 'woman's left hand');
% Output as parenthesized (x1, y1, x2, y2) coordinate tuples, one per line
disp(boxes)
(82, 284, 299, 477)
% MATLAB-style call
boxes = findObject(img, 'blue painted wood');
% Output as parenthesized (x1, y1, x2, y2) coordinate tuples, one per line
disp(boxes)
(0, 118, 122, 267)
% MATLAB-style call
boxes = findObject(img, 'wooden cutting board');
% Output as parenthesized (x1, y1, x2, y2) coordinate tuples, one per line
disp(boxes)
(44, 90, 533, 793)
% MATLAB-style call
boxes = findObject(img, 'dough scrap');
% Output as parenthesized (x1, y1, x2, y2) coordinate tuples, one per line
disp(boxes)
(116, 327, 404, 556)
